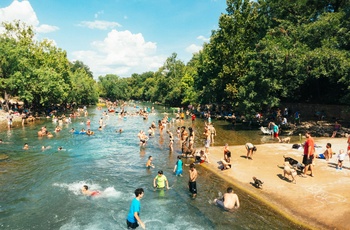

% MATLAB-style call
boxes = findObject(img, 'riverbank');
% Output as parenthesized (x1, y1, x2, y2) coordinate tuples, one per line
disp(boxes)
(202, 138, 350, 230)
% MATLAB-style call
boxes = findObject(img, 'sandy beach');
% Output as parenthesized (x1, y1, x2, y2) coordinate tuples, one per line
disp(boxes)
(203, 137, 350, 230)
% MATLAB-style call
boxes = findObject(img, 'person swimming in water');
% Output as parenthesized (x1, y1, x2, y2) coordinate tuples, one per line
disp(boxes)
(146, 156, 155, 169)
(81, 185, 100, 196)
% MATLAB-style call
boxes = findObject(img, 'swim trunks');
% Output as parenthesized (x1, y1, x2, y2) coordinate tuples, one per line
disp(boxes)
(189, 181, 197, 194)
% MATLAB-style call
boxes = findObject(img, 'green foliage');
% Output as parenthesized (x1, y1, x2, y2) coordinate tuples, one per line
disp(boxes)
(0, 21, 98, 111)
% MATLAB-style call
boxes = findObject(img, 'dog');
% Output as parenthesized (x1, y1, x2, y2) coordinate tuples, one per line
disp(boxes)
(280, 137, 291, 143)
(283, 162, 297, 183)
(252, 177, 264, 189)
(283, 155, 299, 166)
(283, 155, 304, 171)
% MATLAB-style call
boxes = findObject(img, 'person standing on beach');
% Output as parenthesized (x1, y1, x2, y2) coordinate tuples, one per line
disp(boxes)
(245, 143, 257, 160)
(214, 187, 240, 210)
(126, 188, 145, 229)
(189, 163, 198, 198)
(337, 150, 346, 170)
(204, 126, 211, 154)
(347, 135, 350, 161)
(302, 131, 315, 177)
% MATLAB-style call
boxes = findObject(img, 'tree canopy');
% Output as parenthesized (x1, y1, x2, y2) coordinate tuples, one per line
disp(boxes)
(3, 0, 350, 115)
(0, 21, 98, 111)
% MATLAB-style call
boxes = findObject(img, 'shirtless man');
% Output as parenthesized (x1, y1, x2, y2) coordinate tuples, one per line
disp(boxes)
(323, 143, 333, 161)
(189, 163, 198, 198)
(209, 124, 216, 144)
(146, 156, 155, 169)
(214, 187, 240, 210)
(203, 126, 211, 154)
(181, 126, 188, 143)
(81, 185, 100, 196)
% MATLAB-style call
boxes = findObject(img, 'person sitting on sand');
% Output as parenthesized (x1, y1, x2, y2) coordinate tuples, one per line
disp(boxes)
(81, 185, 100, 196)
(195, 150, 210, 164)
(245, 143, 257, 160)
(323, 143, 333, 161)
(221, 144, 232, 170)
(214, 187, 240, 210)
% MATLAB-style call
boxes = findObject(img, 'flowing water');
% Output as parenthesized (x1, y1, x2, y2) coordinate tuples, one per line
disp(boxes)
(0, 104, 305, 230)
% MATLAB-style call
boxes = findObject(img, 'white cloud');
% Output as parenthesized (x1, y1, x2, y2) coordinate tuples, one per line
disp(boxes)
(197, 35, 209, 42)
(185, 44, 202, 54)
(0, 0, 59, 34)
(77, 20, 121, 30)
(72, 29, 165, 78)
(94, 10, 104, 19)
(36, 24, 59, 33)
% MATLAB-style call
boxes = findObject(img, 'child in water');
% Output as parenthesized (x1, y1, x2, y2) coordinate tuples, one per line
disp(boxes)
(173, 156, 183, 176)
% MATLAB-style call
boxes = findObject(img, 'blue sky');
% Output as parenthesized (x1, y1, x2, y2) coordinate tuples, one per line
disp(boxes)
(0, 0, 227, 78)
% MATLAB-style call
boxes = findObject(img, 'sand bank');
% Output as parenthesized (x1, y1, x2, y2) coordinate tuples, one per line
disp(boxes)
(202, 137, 350, 230)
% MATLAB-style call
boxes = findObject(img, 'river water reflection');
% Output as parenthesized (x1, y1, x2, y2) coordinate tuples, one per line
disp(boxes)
(0, 104, 305, 230)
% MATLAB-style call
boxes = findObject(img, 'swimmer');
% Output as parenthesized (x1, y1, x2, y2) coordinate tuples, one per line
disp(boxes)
(47, 132, 54, 138)
(23, 143, 29, 150)
(213, 187, 240, 210)
(41, 146, 51, 151)
(58, 146, 63, 151)
(146, 156, 155, 169)
(81, 185, 101, 196)
(86, 129, 94, 135)
(70, 128, 75, 132)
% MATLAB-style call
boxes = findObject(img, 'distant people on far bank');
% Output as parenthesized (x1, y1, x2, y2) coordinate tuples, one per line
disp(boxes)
(273, 123, 281, 142)
(331, 121, 341, 138)
(294, 111, 300, 125)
